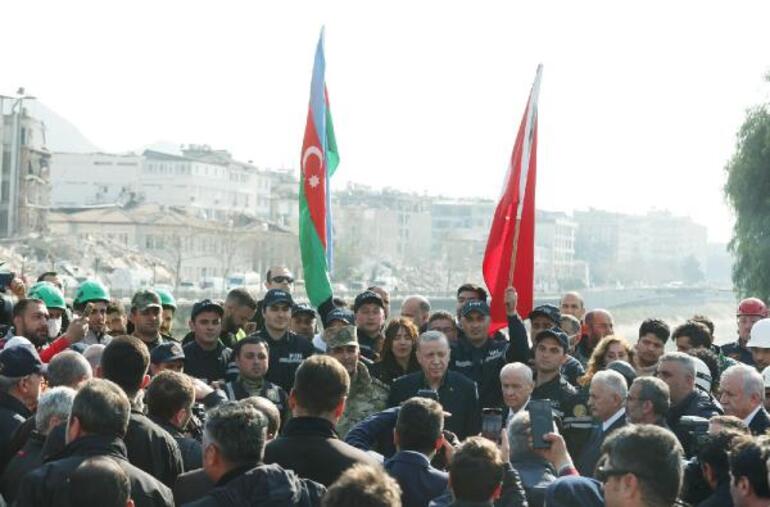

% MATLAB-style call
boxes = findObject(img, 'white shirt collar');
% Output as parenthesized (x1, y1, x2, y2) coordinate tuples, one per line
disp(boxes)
(743, 405, 762, 427)
(506, 397, 531, 426)
(602, 407, 626, 432)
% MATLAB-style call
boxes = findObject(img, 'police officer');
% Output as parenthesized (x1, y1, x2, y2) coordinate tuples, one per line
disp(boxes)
(73, 280, 112, 346)
(290, 303, 317, 341)
(353, 291, 387, 361)
(449, 300, 507, 408)
(149, 341, 185, 376)
(531, 328, 579, 419)
(129, 289, 168, 352)
(183, 299, 231, 384)
(326, 325, 389, 437)
(222, 336, 289, 425)
(250, 289, 315, 392)
(313, 307, 355, 353)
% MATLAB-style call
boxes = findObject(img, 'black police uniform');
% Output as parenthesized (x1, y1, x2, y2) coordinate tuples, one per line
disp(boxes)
(356, 329, 382, 361)
(183, 338, 232, 384)
(449, 337, 508, 408)
(531, 373, 579, 420)
(253, 328, 315, 392)
(223, 378, 290, 428)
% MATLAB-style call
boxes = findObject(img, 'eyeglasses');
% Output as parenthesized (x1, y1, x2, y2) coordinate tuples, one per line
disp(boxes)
(595, 464, 644, 483)
(272, 276, 294, 284)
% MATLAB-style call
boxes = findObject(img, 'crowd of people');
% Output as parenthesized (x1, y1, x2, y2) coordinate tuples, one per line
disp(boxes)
(0, 267, 768, 506)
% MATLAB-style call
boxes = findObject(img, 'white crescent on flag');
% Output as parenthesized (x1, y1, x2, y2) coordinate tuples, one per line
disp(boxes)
(302, 145, 324, 189)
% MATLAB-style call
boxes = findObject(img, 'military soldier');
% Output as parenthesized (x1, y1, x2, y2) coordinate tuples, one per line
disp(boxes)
(326, 325, 389, 437)
(223, 336, 289, 426)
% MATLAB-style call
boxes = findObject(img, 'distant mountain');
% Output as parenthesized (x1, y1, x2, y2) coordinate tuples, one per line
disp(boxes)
(24, 102, 101, 153)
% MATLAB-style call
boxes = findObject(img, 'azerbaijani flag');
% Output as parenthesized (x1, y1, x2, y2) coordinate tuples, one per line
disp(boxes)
(299, 28, 339, 307)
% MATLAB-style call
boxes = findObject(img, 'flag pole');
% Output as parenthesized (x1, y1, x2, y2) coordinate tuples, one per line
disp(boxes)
(508, 218, 522, 286)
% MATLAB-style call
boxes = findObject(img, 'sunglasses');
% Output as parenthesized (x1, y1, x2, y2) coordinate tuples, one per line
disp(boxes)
(272, 276, 294, 284)
(595, 464, 644, 483)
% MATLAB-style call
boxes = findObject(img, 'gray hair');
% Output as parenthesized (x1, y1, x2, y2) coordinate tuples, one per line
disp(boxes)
(47, 351, 93, 388)
(83, 344, 106, 373)
(659, 351, 696, 379)
(36, 386, 76, 434)
(507, 411, 532, 461)
(418, 330, 449, 349)
(500, 362, 534, 385)
(592, 370, 628, 400)
(722, 364, 765, 401)
(632, 376, 670, 417)
(205, 401, 268, 465)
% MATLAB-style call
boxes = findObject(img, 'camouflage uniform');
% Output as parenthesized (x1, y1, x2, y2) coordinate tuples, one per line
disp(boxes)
(337, 361, 390, 437)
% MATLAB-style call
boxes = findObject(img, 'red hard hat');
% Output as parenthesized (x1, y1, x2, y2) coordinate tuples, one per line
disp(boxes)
(737, 297, 768, 317)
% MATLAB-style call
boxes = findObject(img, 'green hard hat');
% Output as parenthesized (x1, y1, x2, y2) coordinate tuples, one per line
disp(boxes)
(28, 281, 67, 311)
(74, 279, 110, 305)
(155, 288, 177, 310)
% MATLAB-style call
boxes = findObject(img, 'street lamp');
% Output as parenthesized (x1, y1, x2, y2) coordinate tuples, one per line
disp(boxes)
(0, 88, 36, 237)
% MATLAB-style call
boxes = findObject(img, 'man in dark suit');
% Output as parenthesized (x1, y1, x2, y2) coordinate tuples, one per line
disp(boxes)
(385, 397, 449, 507)
(263, 355, 380, 486)
(719, 363, 770, 436)
(575, 369, 627, 477)
(388, 330, 481, 440)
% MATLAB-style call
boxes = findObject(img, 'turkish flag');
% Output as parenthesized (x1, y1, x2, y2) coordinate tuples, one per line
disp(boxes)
(483, 65, 542, 333)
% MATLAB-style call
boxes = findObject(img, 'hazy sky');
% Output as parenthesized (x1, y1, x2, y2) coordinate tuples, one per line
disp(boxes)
(3, 1, 769, 243)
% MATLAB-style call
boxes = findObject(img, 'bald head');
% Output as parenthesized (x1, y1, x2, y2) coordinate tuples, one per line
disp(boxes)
(560, 292, 585, 320)
(584, 309, 614, 347)
(401, 295, 431, 328)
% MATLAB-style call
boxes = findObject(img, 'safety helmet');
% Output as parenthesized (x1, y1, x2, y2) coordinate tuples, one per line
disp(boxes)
(737, 298, 768, 318)
(27, 281, 67, 311)
(748, 318, 770, 349)
(691, 357, 712, 393)
(74, 280, 110, 306)
(155, 288, 177, 310)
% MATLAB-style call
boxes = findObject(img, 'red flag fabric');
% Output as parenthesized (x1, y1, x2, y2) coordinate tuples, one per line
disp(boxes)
(483, 65, 542, 333)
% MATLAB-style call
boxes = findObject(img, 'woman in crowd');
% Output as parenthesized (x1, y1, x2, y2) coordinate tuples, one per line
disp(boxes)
(578, 335, 635, 387)
(371, 317, 420, 385)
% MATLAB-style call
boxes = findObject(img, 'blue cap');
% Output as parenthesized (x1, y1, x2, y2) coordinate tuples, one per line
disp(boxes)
(461, 300, 490, 317)
(353, 291, 384, 313)
(263, 289, 294, 308)
(324, 307, 355, 327)
(191, 299, 224, 321)
(529, 304, 561, 325)
(534, 327, 570, 352)
(0, 346, 46, 377)
(150, 342, 186, 364)
(292, 303, 316, 317)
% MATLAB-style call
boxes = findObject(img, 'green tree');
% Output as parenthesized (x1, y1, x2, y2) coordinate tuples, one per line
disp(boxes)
(724, 99, 770, 300)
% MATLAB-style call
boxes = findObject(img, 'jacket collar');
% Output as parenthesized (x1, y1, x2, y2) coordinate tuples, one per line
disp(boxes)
(60, 434, 128, 461)
(282, 416, 339, 439)
(0, 391, 32, 418)
(216, 462, 259, 487)
(389, 450, 432, 468)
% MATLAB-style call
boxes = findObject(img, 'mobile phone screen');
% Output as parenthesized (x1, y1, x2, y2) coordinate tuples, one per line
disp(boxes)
(481, 408, 503, 443)
(528, 399, 555, 449)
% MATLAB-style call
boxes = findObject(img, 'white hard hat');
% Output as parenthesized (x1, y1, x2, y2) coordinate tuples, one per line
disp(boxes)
(691, 357, 712, 393)
(763, 365, 770, 389)
(748, 318, 770, 349)
(4, 336, 34, 350)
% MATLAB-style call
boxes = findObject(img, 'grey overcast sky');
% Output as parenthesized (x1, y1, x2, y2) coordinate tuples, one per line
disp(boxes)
(2, 1, 769, 243)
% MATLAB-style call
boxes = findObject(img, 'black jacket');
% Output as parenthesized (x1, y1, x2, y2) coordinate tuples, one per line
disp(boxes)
(183, 340, 232, 384)
(0, 430, 45, 503)
(667, 389, 723, 455)
(356, 329, 382, 361)
(531, 374, 579, 419)
(149, 415, 202, 472)
(264, 416, 380, 486)
(253, 329, 315, 392)
(388, 371, 481, 440)
(748, 406, 770, 436)
(449, 337, 508, 408)
(182, 463, 326, 507)
(125, 409, 184, 487)
(15, 434, 174, 507)
(576, 413, 627, 477)
(0, 392, 32, 470)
